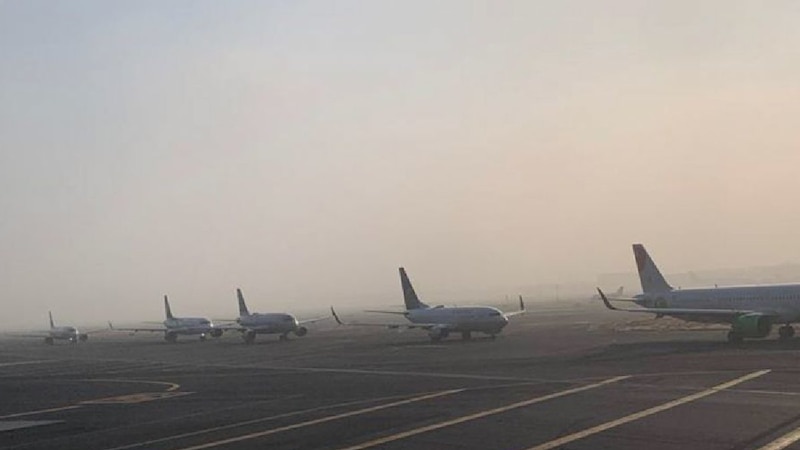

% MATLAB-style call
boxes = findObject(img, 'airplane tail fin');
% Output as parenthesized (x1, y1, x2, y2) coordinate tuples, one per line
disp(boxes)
(399, 267, 428, 310)
(164, 295, 174, 320)
(48, 311, 54, 329)
(236, 288, 250, 316)
(615, 286, 624, 296)
(632, 244, 673, 293)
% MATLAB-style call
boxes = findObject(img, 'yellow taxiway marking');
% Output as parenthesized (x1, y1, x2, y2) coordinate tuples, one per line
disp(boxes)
(337, 375, 630, 450)
(173, 389, 464, 450)
(527, 369, 771, 450)
(757, 427, 800, 450)
(0, 405, 81, 420)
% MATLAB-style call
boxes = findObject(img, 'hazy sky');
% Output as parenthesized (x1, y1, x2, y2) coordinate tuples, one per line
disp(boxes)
(2, 1, 800, 327)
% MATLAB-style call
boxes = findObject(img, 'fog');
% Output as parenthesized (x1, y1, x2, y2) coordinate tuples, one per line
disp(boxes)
(2, 1, 800, 328)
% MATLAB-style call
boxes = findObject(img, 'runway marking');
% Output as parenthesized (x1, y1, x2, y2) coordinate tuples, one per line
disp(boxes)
(0, 359, 55, 368)
(0, 405, 81, 419)
(102, 394, 421, 450)
(80, 378, 182, 391)
(757, 426, 800, 450)
(171, 389, 464, 450)
(527, 369, 771, 450)
(0, 420, 64, 431)
(0, 379, 185, 419)
(82, 392, 193, 404)
(336, 375, 630, 450)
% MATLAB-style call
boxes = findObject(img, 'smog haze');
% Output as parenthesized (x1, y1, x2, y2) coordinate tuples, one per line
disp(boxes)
(2, 1, 800, 328)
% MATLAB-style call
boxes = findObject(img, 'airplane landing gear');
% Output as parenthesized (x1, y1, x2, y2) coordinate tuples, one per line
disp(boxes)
(44, 337, 54, 345)
(199, 334, 207, 341)
(778, 325, 795, 341)
(165, 333, 178, 343)
(243, 331, 256, 344)
(279, 334, 289, 341)
(727, 331, 744, 344)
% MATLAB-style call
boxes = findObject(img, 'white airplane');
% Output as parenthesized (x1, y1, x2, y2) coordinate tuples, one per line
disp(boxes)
(27, 311, 91, 345)
(598, 243, 800, 343)
(331, 267, 525, 341)
(110, 295, 222, 343)
(222, 288, 328, 344)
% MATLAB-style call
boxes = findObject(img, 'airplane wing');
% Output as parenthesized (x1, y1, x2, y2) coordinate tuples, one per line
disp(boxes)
(298, 315, 332, 325)
(108, 322, 167, 333)
(504, 295, 526, 318)
(330, 307, 440, 330)
(596, 288, 758, 318)
(8, 332, 51, 338)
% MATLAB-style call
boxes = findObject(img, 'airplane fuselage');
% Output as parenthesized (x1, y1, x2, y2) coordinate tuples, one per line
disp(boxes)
(635, 284, 800, 324)
(163, 317, 217, 335)
(237, 313, 299, 334)
(406, 306, 509, 334)
(49, 326, 81, 341)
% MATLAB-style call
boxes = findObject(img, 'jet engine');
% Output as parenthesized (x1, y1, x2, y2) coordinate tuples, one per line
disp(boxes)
(731, 313, 772, 338)
(294, 326, 308, 337)
(210, 329, 224, 338)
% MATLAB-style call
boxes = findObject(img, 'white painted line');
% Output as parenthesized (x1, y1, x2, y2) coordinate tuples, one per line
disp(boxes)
(0, 360, 55, 368)
(757, 427, 800, 450)
(81, 392, 193, 404)
(337, 375, 630, 450)
(79, 378, 182, 392)
(527, 369, 771, 450)
(0, 405, 81, 420)
(172, 390, 464, 450)
(102, 395, 416, 450)
(0, 420, 64, 431)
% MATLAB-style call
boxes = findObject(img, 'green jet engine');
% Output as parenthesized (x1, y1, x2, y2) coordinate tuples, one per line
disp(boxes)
(731, 313, 772, 338)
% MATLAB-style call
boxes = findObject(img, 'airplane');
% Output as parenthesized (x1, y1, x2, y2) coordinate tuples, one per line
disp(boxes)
(110, 295, 223, 343)
(597, 243, 800, 343)
(221, 288, 329, 344)
(28, 311, 91, 345)
(331, 267, 526, 341)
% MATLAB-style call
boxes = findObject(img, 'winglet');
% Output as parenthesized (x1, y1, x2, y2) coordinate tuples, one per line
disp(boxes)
(108, 321, 114, 330)
(48, 311, 55, 329)
(330, 306, 344, 325)
(518, 295, 525, 312)
(597, 288, 620, 311)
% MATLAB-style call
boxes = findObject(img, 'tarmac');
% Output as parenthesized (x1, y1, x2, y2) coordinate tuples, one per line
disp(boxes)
(2, 303, 800, 450)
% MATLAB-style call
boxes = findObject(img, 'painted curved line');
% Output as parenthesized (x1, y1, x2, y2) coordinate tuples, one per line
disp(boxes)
(78, 378, 181, 392)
